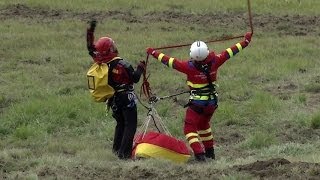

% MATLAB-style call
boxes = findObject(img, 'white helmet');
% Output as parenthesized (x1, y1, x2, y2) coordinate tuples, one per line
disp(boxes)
(190, 41, 209, 61)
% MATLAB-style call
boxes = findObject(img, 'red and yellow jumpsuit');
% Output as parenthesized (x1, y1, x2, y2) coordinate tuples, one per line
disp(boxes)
(148, 39, 250, 157)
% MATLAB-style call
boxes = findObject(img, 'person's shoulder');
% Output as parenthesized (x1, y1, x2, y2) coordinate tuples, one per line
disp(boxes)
(118, 58, 129, 64)
(208, 51, 216, 58)
(117, 58, 134, 69)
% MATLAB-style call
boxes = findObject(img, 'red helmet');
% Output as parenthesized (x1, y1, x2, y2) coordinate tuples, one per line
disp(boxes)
(94, 37, 118, 63)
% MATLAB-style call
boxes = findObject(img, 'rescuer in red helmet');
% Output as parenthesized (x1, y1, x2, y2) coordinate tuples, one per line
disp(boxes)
(87, 20, 146, 160)
(146, 32, 252, 161)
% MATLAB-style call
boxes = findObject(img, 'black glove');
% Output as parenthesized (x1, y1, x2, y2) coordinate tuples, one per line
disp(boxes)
(137, 60, 146, 71)
(88, 20, 97, 31)
(146, 47, 155, 55)
(244, 32, 252, 44)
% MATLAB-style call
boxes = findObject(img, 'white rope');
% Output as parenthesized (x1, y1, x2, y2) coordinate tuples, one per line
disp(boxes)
(135, 102, 172, 139)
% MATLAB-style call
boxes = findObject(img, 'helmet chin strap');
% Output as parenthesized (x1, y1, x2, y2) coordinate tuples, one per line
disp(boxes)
(194, 57, 209, 64)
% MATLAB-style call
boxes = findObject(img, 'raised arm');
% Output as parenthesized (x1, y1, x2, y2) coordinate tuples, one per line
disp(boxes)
(215, 32, 252, 67)
(86, 20, 97, 58)
(146, 48, 189, 74)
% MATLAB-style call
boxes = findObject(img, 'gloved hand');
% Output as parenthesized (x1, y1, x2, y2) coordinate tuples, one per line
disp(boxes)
(244, 32, 252, 43)
(87, 20, 97, 57)
(88, 20, 97, 31)
(137, 60, 146, 71)
(146, 47, 155, 55)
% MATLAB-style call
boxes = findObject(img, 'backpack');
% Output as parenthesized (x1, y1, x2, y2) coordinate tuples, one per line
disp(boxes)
(86, 59, 119, 102)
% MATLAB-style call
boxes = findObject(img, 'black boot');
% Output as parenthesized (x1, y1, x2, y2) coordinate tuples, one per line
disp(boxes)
(195, 153, 206, 162)
(205, 147, 215, 160)
(118, 153, 131, 160)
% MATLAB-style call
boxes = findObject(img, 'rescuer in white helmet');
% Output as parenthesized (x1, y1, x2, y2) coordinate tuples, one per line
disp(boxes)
(146, 32, 252, 162)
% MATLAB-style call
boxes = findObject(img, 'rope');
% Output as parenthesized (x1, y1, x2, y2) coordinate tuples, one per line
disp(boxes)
(154, 35, 243, 51)
(148, 90, 190, 104)
(140, 54, 153, 99)
(136, 91, 150, 110)
(134, 102, 171, 145)
(248, 0, 254, 35)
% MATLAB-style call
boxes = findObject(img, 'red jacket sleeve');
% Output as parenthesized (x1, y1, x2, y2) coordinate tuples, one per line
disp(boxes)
(150, 51, 190, 74)
(215, 39, 250, 67)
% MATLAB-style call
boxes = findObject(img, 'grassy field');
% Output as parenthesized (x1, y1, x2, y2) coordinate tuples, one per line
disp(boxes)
(1, 0, 320, 179)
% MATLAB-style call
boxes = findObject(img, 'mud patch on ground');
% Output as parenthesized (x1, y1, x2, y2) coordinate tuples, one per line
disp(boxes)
(306, 93, 320, 111)
(235, 158, 291, 178)
(267, 118, 320, 144)
(305, 75, 320, 110)
(234, 158, 320, 179)
(37, 166, 58, 179)
(216, 126, 245, 146)
(264, 81, 298, 100)
(215, 126, 251, 159)
(279, 124, 320, 143)
(1, 4, 319, 36)
(0, 4, 138, 23)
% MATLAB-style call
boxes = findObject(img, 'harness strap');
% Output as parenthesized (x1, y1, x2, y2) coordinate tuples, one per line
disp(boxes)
(192, 62, 217, 98)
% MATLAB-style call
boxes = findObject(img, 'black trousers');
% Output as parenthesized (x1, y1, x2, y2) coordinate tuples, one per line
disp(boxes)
(111, 91, 137, 159)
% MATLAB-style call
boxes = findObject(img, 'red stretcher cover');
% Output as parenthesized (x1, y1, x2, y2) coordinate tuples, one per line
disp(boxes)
(132, 131, 191, 163)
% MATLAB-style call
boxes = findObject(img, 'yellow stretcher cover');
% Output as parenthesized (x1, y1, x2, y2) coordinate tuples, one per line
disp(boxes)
(133, 131, 191, 163)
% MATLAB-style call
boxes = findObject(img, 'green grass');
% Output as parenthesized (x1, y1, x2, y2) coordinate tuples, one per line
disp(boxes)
(0, 0, 319, 179)
(242, 131, 277, 149)
(310, 112, 320, 129)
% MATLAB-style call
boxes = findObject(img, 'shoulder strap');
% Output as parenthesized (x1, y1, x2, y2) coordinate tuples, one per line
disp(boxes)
(193, 62, 215, 90)
(117, 59, 135, 80)
(107, 58, 122, 87)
